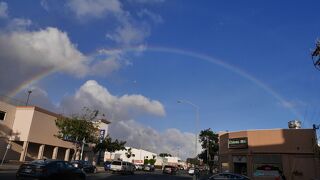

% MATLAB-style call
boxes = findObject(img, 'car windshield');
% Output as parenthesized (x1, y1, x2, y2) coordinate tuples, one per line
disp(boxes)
(111, 161, 122, 166)
(2, 1, 320, 180)
(29, 160, 51, 165)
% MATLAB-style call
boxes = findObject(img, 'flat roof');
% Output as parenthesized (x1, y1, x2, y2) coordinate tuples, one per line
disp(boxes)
(219, 128, 314, 135)
(16, 106, 60, 118)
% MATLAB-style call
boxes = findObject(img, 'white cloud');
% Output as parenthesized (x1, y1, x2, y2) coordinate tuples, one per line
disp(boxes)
(106, 20, 150, 46)
(0, 27, 88, 76)
(60, 80, 166, 120)
(58, 80, 199, 159)
(66, 0, 153, 47)
(15, 80, 195, 159)
(67, 0, 123, 18)
(89, 57, 121, 76)
(0, 27, 128, 94)
(0, 1, 8, 18)
(7, 18, 32, 30)
(40, 0, 49, 11)
(138, 9, 164, 24)
(129, 0, 165, 4)
(109, 119, 198, 159)
(14, 86, 58, 111)
(278, 100, 306, 109)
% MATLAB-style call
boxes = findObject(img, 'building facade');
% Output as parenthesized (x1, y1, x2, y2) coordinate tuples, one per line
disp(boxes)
(219, 129, 320, 180)
(104, 147, 157, 165)
(0, 101, 109, 163)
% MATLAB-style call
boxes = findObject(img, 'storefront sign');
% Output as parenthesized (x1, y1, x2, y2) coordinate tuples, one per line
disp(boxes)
(228, 137, 248, 149)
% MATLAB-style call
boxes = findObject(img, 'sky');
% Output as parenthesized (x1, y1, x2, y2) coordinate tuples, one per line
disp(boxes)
(1, 0, 320, 159)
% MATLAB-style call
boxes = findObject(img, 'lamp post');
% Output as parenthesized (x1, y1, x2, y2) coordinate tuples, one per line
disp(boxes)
(25, 90, 32, 106)
(177, 100, 199, 158)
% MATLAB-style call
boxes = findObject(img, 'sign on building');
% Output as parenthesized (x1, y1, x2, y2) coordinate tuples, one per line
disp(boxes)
(99, 129, 105, 143)
(228, 137, 248, 149)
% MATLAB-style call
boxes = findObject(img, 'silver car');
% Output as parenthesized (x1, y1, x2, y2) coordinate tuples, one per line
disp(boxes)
(110, 161, 135, 175)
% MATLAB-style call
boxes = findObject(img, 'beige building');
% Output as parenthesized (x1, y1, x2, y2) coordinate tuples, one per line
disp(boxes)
(0, 101, 109, 163)
(219, 128, 320, 180)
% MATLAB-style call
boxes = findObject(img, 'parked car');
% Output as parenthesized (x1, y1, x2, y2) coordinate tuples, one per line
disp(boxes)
(134, 164, 143, 171)
(110, 160, 135, 174)
(162, 165, 178, 175)
(143, 164, 155, 172)
(16, 159, 86, 180)
(188, 167, 195, 175)
(208, 173, 250, 180)
(71, 160, 96, 173)
(103, 161, 112, 171)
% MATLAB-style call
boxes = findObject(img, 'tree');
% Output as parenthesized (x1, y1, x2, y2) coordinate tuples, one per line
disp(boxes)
(92, 135, 126, 165)
(186, 157, 200, 165)
(149, 158, 156, 165)
(198, 128, 219, 170)
(55, 108, 100, 160)
(93, 135, 126, 154)
(125, 148, 132, 159)
(144, 159, 149, 165)
(159, 153, 172, 157)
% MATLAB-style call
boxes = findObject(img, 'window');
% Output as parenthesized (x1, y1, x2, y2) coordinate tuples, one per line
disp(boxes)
(0, 111, 6, 121)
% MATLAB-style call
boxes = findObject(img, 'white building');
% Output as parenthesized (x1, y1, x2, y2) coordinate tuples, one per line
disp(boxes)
(104, 147, 157, 165)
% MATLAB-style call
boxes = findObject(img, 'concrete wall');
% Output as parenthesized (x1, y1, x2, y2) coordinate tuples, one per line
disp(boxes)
(11, 107, 34, 142)
(0, 101, 16, 137)
(28, 108, 73, 148)
(220, 129, 317, 155)
(105, 147, 157, 164)
(219, 129, 320, 179)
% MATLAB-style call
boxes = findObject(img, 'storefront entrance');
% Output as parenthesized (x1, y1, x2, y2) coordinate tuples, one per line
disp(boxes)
(234, 162, 247, 175)
(232, 156, 247, 176)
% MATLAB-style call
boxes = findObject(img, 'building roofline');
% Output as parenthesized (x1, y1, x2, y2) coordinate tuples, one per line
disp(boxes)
(219, 128, 314, 135)
(16, 106, 60, 118)
(99, 118, 111, 124)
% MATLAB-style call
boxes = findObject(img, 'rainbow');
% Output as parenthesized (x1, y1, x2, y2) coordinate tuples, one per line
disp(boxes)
(8, 46, 302, 119)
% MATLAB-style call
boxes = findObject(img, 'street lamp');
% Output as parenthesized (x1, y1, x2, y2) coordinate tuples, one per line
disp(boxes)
(25, 90, 32, 106)
(177, 100, 199, 158)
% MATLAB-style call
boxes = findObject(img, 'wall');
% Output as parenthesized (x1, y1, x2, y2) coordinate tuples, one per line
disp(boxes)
(219, 129, 320, 179)
(104, 147, 157, 164)
(27, 107, 73, 148)
(11, 107, 34, 142)
(220, 129, 317, 155)
(0, 101, 16, 136)
(0, 101, 18, 161)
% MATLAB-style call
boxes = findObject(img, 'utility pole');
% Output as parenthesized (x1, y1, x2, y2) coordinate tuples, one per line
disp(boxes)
(25, 90, 32, 106)
(206, 136, 210, 164)
(80, 138, 85, 160)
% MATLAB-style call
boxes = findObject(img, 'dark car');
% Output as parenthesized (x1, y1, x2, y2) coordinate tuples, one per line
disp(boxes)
(162, 165, 178, 175)
(208, 173, 250, 180)
(16, 159, 86, 180)
(103, 161, 112, 171)
(71, 160, 96, 173)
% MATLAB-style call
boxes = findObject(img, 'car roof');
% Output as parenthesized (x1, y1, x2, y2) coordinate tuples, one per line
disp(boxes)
(212, 172, 248, 178)
(28, 159, 62, 165)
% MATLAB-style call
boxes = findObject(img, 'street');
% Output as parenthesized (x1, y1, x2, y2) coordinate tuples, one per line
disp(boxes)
(0, 170, 194, 180)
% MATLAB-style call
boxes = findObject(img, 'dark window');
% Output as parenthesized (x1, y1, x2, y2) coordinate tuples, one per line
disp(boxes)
(0, 111, 6, 121)
(112, 161, 122, 165)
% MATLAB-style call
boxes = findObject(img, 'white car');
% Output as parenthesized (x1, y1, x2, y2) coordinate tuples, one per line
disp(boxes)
(188, 167, 195, 175)
(110, 160, 135, 174)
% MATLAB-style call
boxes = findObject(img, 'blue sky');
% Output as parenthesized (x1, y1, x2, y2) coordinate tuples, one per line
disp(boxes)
(1, 0, 320, 157)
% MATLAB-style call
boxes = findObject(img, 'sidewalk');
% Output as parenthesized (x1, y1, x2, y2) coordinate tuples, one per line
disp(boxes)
(0, 164, 19, 172)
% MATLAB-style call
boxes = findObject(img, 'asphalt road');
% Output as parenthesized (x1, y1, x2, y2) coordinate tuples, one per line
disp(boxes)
(0, 170, 194, 180)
